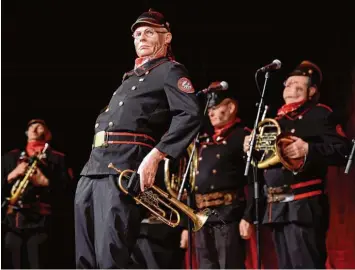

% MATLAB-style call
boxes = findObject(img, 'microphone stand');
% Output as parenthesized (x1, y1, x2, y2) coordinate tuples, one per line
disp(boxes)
(177, 94, 211, 270)
(345, 139, 355, 174)
(244, 71, 271, 269)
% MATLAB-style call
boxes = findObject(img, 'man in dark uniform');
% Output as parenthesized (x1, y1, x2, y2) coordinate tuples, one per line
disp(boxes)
(194, 90, 253, 269)
(2, 119, 73, 269)
(244, 61, 350, 268)
(74, 9, 201, 269)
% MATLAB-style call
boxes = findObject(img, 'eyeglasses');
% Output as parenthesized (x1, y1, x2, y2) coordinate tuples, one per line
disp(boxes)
(132, 28, 168, 39)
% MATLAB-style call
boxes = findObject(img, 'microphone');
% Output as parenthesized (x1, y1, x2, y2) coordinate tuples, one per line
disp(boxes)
(196, 81, 229, 96)
(257, 59, 282, 72)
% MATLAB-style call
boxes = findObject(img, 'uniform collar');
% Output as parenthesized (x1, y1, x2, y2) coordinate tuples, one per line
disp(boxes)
(276, 100, 314, 120)
(122, 57, 170, 81)
(212, 117, 241, 143)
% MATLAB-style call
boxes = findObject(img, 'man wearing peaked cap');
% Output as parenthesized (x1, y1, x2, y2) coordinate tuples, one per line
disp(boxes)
(243, 61, 350, 268)
(194, 86, 253, 269)
(2, 119, 73, 268)
(74, 8, 201, 269)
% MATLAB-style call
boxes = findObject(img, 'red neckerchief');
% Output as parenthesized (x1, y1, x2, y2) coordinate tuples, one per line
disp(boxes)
(277, 99, 307, 117)
(26, 141, 47, 156)
(212, 117, 241, 143)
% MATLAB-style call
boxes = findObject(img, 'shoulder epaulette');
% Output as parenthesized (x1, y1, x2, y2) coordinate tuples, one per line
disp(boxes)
(9, 149, 21, 154)
(51, 149, 66, 157)
(244, 127, 252, 133)
(316, 103, 333, 112)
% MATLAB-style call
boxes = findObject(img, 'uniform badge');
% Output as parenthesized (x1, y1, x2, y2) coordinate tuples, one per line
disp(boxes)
(177, 77, 195, 93)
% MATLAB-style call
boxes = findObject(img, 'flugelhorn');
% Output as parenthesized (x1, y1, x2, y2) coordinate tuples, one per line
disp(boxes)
(108, 163, 209, 232)
(252, 106, 304, 172)
(8, 143, 49, 206)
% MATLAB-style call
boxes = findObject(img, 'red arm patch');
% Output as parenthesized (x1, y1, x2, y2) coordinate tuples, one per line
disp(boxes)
(177, 77, 195, 93)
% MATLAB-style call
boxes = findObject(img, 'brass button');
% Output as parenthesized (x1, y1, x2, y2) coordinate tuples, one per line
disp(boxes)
(298, 115, 303, 120)
(113, 91, 117, 95)
(210, 185, 215, 190)
(195, 186, 199, 191)
(139, 78, 145, 82)
(145, 71, 150, 75)
(203, 145, 207, 148)
(131, 86, 137, 90)
(108, 122, 114, 127)
(206, 138, 210, 143)
(118, 101, 124, 106)
(216, 136, 222, 141)
(199, 157, 203, 161)
(105, 107, 109, 112)
(95, 123, 99, 128)
(212, 169, 217, 174)
(222, 140, 227, 145)
(196, 171, 199, 175)
(291, 128, 296, 133)
(216, 154, 220, 159)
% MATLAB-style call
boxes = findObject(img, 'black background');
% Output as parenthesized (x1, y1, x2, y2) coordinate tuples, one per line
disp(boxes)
(2, 1, 355, 178)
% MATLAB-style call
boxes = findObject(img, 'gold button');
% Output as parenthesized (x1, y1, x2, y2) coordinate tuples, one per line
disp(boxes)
(212, 169, 217, 174)
(105, 107, 109, 112)
(145, 71, 150, 75)
(118, 101, 124, 106)
(210, 185, 215, 190)
(196, 171, 199, 175)
(199, 157, 203, 161)
(131, 86, 137, 90)
(206, 138, 210, 143)
(95, 123, 99, 128)
(113, 91, 117, 95)
(195, 186, 198, 191)
(139, 78, 145, 82)
(108, 122, 114, 127)
(216, 154, 220, 159)
(222, 140, 227, 145)
(298, 115, 303, 120)
(203, 145, 207, 148)
(291, 128, 296, 133)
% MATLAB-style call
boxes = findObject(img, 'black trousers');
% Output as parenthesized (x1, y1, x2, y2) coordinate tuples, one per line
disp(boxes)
(270, 222, 327, 269)
(130, 223, 186, 269)
(74, 175, 145, 269)
(195, 221, 245, 269)
(3, 229, 49, 269)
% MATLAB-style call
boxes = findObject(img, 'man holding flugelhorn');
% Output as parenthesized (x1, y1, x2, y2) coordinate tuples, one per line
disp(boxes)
(243, 61, 350, 269)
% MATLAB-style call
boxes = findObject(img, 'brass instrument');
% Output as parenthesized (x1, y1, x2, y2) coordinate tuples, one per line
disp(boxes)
(164, 143, 198, 198)
(8, 143, 49, 206)
(108, 163, 209, 232)
(253, 118, 304, 172)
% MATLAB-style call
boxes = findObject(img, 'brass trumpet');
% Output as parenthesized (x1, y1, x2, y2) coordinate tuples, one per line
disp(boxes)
(108, 163, 209, 232)
(8, 143, 49, 206)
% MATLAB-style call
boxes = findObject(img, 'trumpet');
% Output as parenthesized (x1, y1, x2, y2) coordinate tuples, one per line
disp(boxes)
(7, 143, 49, 207)
(108, 163, 209, 232)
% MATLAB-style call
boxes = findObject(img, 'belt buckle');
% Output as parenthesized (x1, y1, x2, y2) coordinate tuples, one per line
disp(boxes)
(93, 131, 106, 148)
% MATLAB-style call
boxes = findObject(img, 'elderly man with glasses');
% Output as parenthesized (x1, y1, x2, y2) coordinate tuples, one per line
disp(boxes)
(74, 9, 201, 269)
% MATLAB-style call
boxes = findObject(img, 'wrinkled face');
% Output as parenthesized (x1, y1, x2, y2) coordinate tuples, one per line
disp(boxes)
(208, 98, 237, 128)
(27, 123, 47, 141)
(283, 75, 316, 104)
(133, 26, 171, 57)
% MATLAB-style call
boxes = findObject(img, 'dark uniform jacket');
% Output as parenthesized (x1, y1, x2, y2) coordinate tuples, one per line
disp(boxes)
(81, 57, 202, 176)
(2, 147, 72, 229)
(263, 101, 350, 225)
(195, 120, 253, 223)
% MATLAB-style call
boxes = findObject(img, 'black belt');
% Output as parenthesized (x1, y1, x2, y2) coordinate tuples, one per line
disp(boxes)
(93, 131, 156, 149)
